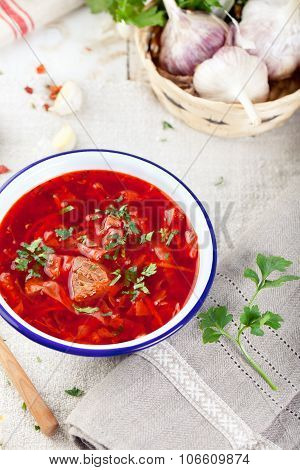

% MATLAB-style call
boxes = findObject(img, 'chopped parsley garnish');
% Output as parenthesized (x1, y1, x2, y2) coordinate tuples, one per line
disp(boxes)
(105, 204, 131, 221)
(109, 269, 122, 286)
(142, 263, 157, 277)
(55, 227, 74, 241)
(166, 230, 179, 246)
(105, 234, 126, 250)
(22, 402, 27, 411)
(74, 305, 113, 316)
(159, 228, 179, 246)
(74, 305, 99, 314)
(114, 194, 124, 203)
(140, 231, 154, 244)
(25, 269, 42, 281)
(121, 263, 157, 301)
(60, 205, 74, 214)
(126, 220, 140, 235)
(159, 228, 168, 243)
(162, 120, 174, 130)
(13, 238, 54, 278)
(65, 387, 84, 397)
(34, 425, 41, 432)
(77, 235, 97, 247)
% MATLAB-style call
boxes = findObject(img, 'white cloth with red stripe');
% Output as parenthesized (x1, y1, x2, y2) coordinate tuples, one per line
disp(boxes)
(0, 0, 83, 46)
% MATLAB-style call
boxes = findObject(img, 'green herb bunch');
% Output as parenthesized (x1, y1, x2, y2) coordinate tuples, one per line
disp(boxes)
(198, 254, 299, 391)
(86, 0, 238, 28)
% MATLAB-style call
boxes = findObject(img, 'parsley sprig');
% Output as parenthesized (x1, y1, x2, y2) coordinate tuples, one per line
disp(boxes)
(198, 254, 299, 391)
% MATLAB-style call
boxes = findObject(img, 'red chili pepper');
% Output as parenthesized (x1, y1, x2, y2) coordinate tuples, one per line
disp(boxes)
(36, 64, 46, 74)
(24, 86, 33, 94)
(0, 165, 10, 174)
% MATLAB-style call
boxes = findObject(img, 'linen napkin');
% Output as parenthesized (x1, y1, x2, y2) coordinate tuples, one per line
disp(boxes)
(0, 0, 83, 47)
(67, 177, 300, 450)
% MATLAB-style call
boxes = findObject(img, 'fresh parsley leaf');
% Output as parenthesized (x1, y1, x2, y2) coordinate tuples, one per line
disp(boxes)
(198, 306, 233, 344)
(22, 402, 27, 411)
(162, 120, 174, 130)
(60, 205, 74, 214)
(34, 425, 41, 431)
(109, 269, 122, 286)
(124, 266, 138, 286)
(127, 220, 140, 235)
(22, 238, 43, 253)
(159, 228, 168, 243)
(129, 6, 165, 27)
(256, 254, 292, 281)
(244, 268, 260, 286)
(241, 306, 283, 336)
(74, 305, 99, 314)
(55, 227, 74, 241)
(65, 387, 84, 397)
(214, 176, 224, 187)
(105, 234, 126, 250)
(14, 257, 30, 272)
(142, 263, 157, 277)
(263, 275, 300, 288)
(133, 281, 149, 293)
(166, 229, 179, 246)
(114, 194, 124, 203)
(198, 306, 233, 331)
(140, 231, 154, 244)
(87, 0, 165, 27)
(202, 327, 223, 344)
(25, 269, 41, 281)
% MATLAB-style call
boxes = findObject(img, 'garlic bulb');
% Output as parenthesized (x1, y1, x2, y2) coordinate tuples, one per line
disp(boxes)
(236, 0, 300, 80)
(193, 46, 270, 125)
(52, 124, 77, 152)
(50, 81, 83, 116)
(159, 0, 228, 75)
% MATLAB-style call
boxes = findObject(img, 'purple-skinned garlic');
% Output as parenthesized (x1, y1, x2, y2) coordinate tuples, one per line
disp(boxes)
(193, 46, 270, 125)
(159, 0, 228, 76)
(236, 0, 300, 80)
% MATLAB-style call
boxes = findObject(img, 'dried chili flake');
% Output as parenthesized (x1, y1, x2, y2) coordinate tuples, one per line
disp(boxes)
(49, 85, 62, 101)
(36, 64, 46, 74)
(43, 103, 50, 112)
(0, 165, 10, 174)
(24, 86, 33, 94)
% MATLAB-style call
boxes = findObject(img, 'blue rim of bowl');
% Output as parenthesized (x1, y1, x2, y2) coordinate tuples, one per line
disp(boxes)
(0, 149, 217, 356)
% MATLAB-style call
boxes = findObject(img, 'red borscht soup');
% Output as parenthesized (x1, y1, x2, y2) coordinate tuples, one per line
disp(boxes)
(0, 171, 199, 344)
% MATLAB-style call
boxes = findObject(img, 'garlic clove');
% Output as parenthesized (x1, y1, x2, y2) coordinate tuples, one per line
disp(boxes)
(235, 0, 300, 80)
(50, 81, 83, 116)
(159, 0, 228, 76)
(193, 46, 270, 125)
(52, 123, 77, 152)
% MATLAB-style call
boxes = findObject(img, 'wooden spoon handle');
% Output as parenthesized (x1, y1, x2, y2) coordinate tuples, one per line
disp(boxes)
(0, 336, 58, 436)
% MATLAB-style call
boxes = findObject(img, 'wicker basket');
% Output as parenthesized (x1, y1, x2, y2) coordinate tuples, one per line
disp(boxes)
(135, 27, 300, 138)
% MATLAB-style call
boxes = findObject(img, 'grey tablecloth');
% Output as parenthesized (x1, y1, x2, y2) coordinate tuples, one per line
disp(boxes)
(67, 180, 300, 450)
